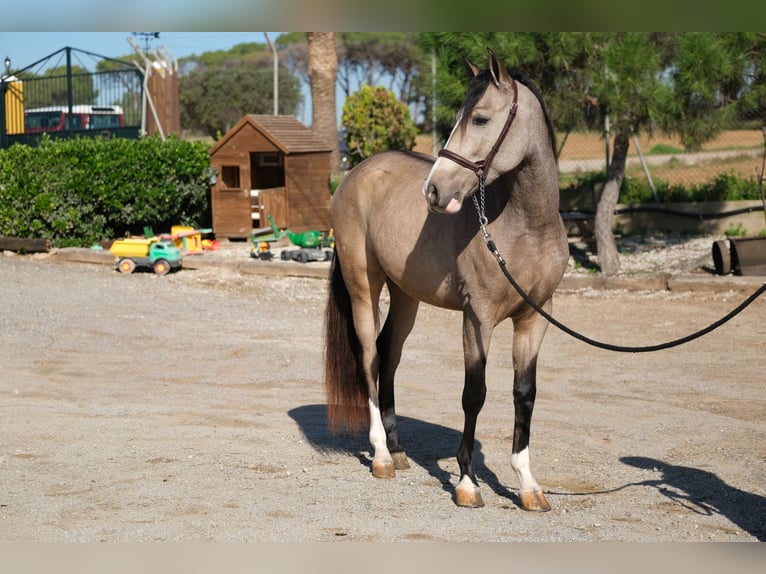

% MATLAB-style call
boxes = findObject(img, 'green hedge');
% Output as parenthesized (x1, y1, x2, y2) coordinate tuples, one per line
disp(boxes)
(565, 170, 764, 205)
(0, 135, 214, 247)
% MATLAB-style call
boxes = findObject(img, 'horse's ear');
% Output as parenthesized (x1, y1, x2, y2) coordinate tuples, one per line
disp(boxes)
(487, 48, 512, 88)
(464, 58, 482, 78)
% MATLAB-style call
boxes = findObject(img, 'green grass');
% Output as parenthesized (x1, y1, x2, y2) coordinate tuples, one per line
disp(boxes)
(648, 144, 683, 155)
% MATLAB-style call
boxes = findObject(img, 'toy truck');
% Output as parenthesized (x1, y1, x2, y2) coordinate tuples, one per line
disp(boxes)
(109, 237, 183, 275)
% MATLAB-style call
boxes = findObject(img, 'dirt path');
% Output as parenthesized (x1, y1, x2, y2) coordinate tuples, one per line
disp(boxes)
(1, 256, 764, 541)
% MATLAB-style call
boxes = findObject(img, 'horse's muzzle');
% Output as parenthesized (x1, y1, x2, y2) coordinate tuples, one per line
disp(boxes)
(424, 183, 463, 215)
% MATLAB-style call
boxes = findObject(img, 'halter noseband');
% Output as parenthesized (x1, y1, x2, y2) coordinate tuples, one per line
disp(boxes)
(437, 76, 519, 179)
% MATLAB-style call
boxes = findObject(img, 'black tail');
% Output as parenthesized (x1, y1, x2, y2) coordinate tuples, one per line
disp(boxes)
(323, 252, 369, 433)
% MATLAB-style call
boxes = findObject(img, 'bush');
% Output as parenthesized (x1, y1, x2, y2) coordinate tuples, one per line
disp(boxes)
(341, 85, 418, 167)
(0, 135, 213, 247)
(564, 169, 763, 205)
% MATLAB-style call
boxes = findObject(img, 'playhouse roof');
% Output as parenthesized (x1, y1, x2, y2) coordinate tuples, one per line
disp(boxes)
(209, 114, 332, 156)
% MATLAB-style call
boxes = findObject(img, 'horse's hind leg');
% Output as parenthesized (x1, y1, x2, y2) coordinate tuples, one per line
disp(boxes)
(344, 267, 395, 478)
(510, 305, 553, 512)
(377, 281, 419, 471)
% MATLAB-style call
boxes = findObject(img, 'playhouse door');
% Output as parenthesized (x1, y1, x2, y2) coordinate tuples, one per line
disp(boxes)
(212, 187, 252, 238)
(258, 187, 288, 229)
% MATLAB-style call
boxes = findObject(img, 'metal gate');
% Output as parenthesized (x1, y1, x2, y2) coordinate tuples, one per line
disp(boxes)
(0, 47, 144, 149)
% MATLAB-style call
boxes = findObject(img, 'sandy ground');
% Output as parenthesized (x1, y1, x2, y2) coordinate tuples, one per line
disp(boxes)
(0, 252, 764, 542)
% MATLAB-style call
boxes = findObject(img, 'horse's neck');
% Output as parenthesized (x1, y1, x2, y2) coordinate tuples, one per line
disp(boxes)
(503, 149, 560, 226)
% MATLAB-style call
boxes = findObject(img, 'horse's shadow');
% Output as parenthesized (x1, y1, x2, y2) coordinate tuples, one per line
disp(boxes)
(620, 456, 766, 541)
(288, 404, 521, 507)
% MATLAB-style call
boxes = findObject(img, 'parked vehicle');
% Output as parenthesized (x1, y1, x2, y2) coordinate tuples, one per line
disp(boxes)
(24, 105, 124, 134)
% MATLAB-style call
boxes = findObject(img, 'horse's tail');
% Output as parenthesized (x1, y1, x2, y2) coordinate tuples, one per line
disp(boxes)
(324, 252, 370, 434)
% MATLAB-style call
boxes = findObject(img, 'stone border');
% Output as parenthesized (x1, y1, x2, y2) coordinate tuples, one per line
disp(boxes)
(46, 247, 765, 294)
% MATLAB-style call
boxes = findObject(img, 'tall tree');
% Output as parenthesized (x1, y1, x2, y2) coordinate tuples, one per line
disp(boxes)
(282, 32, 429, 130)
(179, 62, 301, 137)
(589, 33, 670, 275)
(306, 32, 340, 174)
(170, 39, 303, 136)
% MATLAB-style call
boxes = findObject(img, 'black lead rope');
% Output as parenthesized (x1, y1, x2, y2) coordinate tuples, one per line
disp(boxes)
(473, 188, 766, 353)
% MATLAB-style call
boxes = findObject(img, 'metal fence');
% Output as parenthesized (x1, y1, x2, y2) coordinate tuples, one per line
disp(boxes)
(1, 47, 144, 149)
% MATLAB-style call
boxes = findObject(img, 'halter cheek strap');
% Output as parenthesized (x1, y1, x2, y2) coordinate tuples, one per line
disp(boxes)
(437, 77, 519, 179)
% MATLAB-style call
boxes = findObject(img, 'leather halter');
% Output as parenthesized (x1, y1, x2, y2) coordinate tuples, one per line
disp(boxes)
(437, 76, 519, 179)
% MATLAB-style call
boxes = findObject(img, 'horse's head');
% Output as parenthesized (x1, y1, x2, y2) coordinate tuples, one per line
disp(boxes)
(423, 48, 535, 215)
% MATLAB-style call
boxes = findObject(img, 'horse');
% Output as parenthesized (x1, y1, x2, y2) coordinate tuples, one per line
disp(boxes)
(324, 48, 568, 512)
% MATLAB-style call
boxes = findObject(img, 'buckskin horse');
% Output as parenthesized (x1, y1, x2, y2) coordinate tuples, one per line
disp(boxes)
(324, 48, 567, 511)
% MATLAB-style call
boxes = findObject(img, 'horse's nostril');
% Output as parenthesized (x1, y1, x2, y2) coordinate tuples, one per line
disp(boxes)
(427, 183, 438, 204)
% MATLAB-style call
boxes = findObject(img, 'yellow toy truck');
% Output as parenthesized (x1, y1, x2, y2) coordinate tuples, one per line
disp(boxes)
(109, 238, 183, 275)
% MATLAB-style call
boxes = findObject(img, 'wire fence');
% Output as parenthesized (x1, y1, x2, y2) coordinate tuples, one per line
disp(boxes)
(557, 128, 765, 189)
(416, 126, 765, 193)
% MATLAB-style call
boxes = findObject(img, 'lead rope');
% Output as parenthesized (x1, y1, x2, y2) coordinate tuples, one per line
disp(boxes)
(473, 182, 766, 353)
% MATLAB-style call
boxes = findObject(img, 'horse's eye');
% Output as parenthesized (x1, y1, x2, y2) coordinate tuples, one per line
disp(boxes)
(472, 117, 489, 127)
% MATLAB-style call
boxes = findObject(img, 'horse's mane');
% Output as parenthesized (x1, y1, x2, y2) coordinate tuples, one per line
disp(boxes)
(460, 68, 557, 160)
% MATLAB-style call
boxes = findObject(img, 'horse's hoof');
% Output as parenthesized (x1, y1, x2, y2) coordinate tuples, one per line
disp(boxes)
(455, 483, 485, 508)
(391, 451, 410, 470)
(519, 490, 551, 512)
(372, 458, 396, 479)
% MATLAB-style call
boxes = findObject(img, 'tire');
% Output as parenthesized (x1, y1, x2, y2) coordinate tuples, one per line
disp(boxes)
(297, 251, 309, 263)
(712, 239, 731, 275)
(117, 258, 136, 274)
(280, 251, 290, 261)
(153, 259, 171, 276)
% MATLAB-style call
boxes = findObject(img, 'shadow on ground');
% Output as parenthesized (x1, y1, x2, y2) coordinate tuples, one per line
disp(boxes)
(288, 404, 522, 507)
(620, 456, 766, 541)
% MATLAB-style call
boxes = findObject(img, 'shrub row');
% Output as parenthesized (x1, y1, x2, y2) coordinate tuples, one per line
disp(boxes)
(566, 170, 764, 205)
(0, 135, 214, 247)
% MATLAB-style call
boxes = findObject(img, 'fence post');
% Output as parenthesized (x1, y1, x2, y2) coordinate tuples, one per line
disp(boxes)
(0, 79, 6, 148)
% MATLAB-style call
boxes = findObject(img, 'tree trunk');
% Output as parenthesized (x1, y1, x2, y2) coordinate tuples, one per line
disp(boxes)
(594, 129, 630, 276)
(306, 33, 339, 175)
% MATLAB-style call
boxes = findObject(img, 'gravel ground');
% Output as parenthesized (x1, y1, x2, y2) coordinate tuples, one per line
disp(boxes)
(0, 234, 764, 543)
(567, 232, 720, 276)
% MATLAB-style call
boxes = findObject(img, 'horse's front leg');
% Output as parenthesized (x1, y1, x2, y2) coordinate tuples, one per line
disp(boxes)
(454, 312, 492, 508)
(510, 306, 553, 512)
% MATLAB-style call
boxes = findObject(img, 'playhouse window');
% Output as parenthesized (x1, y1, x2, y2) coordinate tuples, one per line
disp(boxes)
(221, 165, 241, 188)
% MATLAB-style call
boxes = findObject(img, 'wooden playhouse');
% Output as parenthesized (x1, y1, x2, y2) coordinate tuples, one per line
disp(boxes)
(208, 114, 332, 238)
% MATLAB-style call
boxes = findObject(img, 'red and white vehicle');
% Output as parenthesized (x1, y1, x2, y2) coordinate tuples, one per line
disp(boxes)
(24, 104, 124, 134)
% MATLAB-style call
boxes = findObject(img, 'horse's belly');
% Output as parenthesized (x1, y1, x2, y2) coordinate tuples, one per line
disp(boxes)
(391, 265, 464, 311)
(372, 227, 468, 312)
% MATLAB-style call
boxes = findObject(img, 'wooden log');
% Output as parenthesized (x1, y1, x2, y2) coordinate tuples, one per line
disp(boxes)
(0, 237, 51, 253)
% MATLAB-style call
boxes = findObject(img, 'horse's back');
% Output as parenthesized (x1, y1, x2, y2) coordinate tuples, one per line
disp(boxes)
(332, 151, 433, 209)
